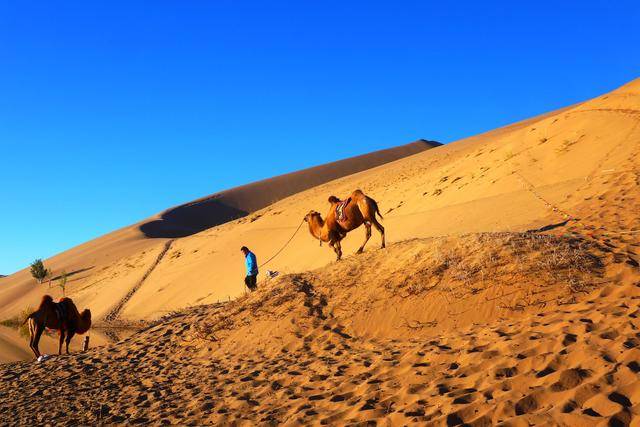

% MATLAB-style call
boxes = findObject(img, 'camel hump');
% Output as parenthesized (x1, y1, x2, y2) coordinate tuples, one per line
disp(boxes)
(328, 195, 341, 204)
(38, 295, 53, 308)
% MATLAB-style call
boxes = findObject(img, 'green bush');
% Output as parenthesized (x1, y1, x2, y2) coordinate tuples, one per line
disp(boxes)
(30, 259, 49, 284)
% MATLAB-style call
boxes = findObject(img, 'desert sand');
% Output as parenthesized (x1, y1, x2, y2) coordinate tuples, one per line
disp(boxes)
(0, 78, 638, 425)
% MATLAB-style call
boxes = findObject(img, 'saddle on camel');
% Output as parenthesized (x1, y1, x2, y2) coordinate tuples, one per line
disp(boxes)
(23, 295, 92, 358)
(304, 189, 385, 260)
(335, 197, 350, 222)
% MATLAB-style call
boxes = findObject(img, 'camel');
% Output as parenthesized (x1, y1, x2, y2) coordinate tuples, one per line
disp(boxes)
(23, 295, 92, 358)
(304, 189, 385, 260)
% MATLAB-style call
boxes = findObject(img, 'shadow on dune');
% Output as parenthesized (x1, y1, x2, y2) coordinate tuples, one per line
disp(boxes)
(139, 139, 441, 239)
(140, 198, 248, 238)
(50, 266, 95, 281)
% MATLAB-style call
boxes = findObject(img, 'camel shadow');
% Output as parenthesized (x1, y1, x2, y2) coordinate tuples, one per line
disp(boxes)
(526, 220, 570, 233)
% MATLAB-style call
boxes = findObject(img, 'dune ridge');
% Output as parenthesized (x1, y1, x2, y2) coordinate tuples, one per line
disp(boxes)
(140, 139, 441, 238)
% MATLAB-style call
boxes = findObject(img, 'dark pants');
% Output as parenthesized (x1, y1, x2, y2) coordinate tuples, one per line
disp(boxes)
(245, 274, 257, 291)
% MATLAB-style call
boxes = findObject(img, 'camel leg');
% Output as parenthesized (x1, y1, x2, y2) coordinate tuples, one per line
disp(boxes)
(371, 217, 385, 248)
(330, 240, 342, 261)
(28, 319, 38, 359)
(28, 319, 34, 354)
(32, 323, 45, 359)
(357, 222, 372, 254)
(65, 330, 75, 354)
(329, 241, 338, 260)
(58, 330, 66, 355)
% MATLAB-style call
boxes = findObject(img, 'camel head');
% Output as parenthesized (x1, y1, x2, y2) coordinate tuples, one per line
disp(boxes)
(304, 210, 321, 222)
(304, 210, 325, 241)
(77, 309, 92, 334)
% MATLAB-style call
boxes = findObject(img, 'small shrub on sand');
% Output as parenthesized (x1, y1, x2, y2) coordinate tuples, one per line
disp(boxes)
(30, 259, 49, 284)
(58, 270, 68, 296)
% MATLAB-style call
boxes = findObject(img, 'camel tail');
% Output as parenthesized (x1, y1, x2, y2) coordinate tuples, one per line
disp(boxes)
(22, 294, 53, 325)
(371, 198, 383, 220)
(21, 313, 34, 326)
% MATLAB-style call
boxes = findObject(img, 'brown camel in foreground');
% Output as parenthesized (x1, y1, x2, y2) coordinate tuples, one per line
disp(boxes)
(304, 189, 385, 260)
(23, 295, 91, 358)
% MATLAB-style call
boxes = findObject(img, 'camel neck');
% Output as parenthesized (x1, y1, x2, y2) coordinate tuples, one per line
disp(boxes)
(308, 217, 325, 241)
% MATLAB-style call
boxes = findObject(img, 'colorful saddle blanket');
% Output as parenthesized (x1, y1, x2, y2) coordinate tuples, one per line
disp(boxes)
(336, 198, 351, 222)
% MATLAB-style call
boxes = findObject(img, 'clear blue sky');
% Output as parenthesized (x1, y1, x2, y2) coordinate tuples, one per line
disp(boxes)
(1, 1, 638, 275)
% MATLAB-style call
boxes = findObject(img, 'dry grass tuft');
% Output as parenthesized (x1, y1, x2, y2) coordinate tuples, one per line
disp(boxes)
(0, 306, 34, 338)
(388, 233, 603, 309)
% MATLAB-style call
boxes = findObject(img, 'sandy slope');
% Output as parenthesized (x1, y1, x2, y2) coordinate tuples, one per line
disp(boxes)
(140, 139, 440, 238)
(0, 326, 116, 364)
(0, 140, 438, 334)
(0, 231, 637, 425)
(0, 78, 639, 425)
(120, 78, 637, 322)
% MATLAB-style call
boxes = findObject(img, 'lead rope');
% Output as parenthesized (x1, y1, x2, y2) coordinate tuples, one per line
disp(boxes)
(258, 219, 306, 269)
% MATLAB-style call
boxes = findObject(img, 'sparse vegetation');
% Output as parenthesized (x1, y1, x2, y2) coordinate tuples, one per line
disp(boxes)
(29, 259, 49, 284)
(184, 232, 607, 355)
(58, 270, 68, 296)
(0, 306, 34, 338)
(389, 233, 603, 310)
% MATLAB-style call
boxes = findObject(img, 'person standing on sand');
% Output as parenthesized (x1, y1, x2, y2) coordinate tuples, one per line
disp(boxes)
(241, 246, 258, 292)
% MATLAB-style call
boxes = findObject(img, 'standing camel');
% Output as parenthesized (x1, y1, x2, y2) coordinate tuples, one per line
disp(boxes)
(23, 295, 92, 358)
(304, 189, 385, 260)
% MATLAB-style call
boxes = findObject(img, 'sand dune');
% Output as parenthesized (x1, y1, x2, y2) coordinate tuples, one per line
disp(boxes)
(0, 78, 639, 425)
(1, 228, 638, 424)
(140, 139, 440, 238)
(0, 139, 438, 334)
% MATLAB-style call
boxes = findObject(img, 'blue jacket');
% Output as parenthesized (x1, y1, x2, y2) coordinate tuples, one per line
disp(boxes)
(245, 251, 258, 276)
